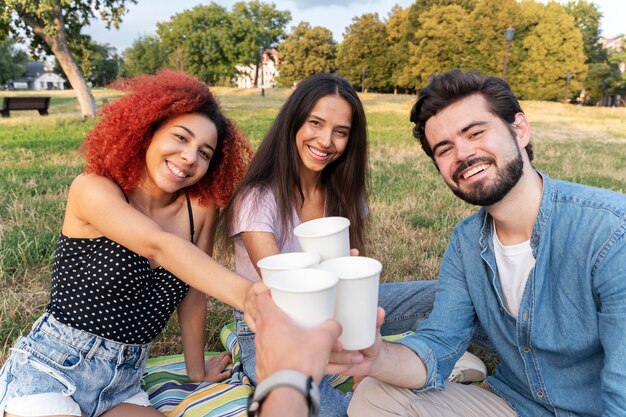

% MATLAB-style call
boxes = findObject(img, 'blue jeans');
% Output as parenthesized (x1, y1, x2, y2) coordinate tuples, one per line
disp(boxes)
(236, 280, 438, 417)
(0, 313, 151, 417)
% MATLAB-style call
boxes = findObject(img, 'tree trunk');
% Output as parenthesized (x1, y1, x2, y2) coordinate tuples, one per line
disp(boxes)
(254, 62, 259, 88)
(23, 6, 97, 117)
(52, 42, 97, 117)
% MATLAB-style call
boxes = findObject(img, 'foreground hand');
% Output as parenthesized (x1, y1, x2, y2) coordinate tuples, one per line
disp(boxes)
(255, 289, 342, 383)
(326, 307, 385, 377)
(202, 352, 232, 382)
(242, 280, 268, 332)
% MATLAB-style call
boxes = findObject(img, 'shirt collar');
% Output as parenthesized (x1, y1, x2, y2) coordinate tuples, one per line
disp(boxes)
(478, 170, 554, 252)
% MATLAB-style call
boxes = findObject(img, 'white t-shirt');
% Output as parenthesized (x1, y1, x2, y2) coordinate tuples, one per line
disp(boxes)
(492, 221, 536, 318)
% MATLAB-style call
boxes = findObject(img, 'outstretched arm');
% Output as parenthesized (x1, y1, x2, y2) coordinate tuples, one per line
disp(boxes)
(64, 173, 252, 311)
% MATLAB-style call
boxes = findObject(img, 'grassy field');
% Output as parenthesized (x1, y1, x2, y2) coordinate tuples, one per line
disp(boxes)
(1, 88, 625, 366)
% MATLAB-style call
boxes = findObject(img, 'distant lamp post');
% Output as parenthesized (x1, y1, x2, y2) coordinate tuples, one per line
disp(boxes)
(502, 26, 516, 81)
(259, 47, 265, 97)
(564, 71, 573, 103)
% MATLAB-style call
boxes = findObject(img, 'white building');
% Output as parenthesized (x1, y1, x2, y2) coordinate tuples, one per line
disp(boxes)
(10, 62, 66, 90)
(235, 49, 279, 89)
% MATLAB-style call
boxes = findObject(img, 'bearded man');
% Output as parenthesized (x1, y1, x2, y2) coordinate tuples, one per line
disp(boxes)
(330, 69, 626, 417)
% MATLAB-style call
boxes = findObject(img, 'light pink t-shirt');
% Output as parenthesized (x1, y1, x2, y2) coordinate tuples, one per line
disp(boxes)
(230, 188, 302, 282)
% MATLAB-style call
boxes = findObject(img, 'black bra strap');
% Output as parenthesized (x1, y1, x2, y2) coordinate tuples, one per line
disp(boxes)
(184, 190, 195, 243)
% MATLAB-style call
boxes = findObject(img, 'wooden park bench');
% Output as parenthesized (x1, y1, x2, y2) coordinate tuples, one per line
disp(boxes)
(1, 96, 51, 117)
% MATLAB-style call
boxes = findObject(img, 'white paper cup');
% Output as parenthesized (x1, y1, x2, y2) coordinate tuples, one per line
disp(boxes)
(264, 268, 339, 328)
(293, 216, 350, 261)
(257, 252, 321, 280)
(319, 256, 382, 350)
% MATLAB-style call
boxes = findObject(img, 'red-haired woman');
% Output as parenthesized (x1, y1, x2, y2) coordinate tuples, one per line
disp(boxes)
(0, 71, 255, 417)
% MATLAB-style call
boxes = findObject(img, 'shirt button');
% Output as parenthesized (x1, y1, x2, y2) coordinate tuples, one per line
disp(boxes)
(523, 310, 528, 321)
(537, 390, 544, 398)
(524, 346, 530, 353)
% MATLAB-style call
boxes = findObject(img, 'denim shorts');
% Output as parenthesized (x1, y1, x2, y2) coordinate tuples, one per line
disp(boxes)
(0, 313, 152, 417)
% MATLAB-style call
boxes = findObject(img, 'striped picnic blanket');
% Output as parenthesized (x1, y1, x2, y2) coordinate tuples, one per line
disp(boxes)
(142, 323, 252, 416)
(142, 323, 354, 416)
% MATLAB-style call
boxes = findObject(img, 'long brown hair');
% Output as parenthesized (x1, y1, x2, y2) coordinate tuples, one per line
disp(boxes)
(223, 73, 369, 253)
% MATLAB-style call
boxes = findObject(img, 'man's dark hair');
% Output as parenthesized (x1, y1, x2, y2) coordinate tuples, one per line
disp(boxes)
(410, 69, 533, 161)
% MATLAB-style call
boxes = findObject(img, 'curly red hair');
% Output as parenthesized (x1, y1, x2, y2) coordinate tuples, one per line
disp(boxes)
(82, 70, 252, 207)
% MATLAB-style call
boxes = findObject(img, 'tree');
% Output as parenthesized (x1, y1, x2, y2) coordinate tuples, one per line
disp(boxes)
(605, 45, 626, 98)
(122, 35, 169, 76)
(563, 0, 615, 103)
(394, 0, 477, 91)
(86, 42, 120, 87)
(0, 36, 29, 85)
(277, 22, 336, 87)
(564, 0, 606, 64)
(403, 0, 477, 57)
(0, 0, 136, 117)
(337, 13, 392, 91)
(583, 62, 612, 103)
(54, 37, 121, 87)
(407, 5, 469, 89)
(385, 5, 411, 92)
(460, 0, 519, 76)
(157, 3, 236, 85)
(230, 0, 291, 87)
(514, 1, 587, 101)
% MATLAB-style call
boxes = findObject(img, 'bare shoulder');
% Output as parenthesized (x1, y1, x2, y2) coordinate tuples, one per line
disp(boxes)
(191, 195, 219, 225)
(68, 173, 125, 200)
(64, 173, 127, 237)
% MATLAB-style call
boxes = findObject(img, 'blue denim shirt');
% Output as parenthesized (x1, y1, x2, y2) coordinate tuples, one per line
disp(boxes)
(397, 173, 626, 417)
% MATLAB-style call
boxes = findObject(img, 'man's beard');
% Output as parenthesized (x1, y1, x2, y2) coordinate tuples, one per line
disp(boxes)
(448, 147, 524, 207)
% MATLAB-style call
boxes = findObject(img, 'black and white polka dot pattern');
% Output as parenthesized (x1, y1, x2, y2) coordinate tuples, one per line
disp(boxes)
(47, 234, 189, 344)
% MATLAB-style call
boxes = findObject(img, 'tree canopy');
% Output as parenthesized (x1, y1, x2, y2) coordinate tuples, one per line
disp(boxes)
(460, 0, 519, 76)
(0, 36, 29, 85)
(157, 3, 235, 85)
(122, 35, 168, 77)
(277, 22, 336, 87)
(385, 4, 411, 91)
(123, 1, 290, 86)
(406, 5, 468, 89)
(513, 1, 587, 100)
(564, 0, 605, 64)
(330, 0, 595, 102)
(337, 13, 392, 91)
(1, 0, 615, 104)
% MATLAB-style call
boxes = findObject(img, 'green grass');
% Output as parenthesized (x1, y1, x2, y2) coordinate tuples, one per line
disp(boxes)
(1, 89, 625, 367)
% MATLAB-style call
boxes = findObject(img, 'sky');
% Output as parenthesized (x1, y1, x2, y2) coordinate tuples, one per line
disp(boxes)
(84, 0, 625, 53)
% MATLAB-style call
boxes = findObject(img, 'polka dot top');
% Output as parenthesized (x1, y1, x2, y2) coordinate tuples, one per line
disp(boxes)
(47, 194, 195, 344)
